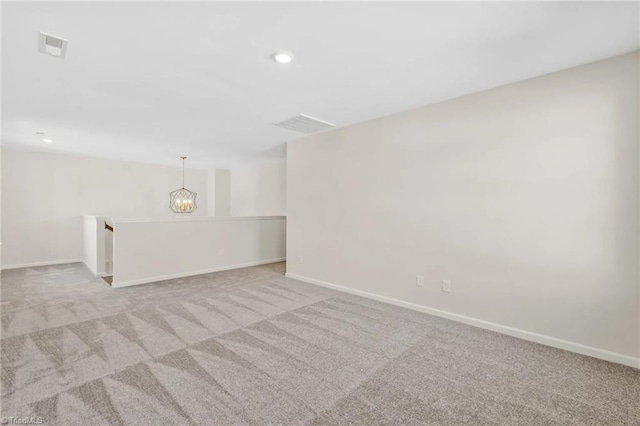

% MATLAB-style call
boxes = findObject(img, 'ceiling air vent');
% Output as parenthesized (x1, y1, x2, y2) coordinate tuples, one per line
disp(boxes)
(273, 114, 336, 134)
(38, 32, 68, 58)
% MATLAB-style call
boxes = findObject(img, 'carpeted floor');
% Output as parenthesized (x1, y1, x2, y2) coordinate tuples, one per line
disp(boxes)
(1, 262, 638, 425)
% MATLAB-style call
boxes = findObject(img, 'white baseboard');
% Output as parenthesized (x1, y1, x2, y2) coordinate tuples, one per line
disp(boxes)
(80, 259, 109, 278)
(113, 258, 286, 288)
(286, 272, 640, 369)
(81, 259, 97, 276)
(1, 258, 83, 270)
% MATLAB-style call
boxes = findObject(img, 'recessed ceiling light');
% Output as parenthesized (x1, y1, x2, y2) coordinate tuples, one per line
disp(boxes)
(42, 138, 53, 143)
(272, 51, 294, 64)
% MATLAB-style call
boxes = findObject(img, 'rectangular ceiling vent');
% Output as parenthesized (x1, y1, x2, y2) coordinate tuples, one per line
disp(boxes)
(38, 32, 68, 58)
(273, 114, 336, 134)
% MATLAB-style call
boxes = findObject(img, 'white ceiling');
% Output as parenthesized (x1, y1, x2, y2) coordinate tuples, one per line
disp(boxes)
(2, 2, 638, 169)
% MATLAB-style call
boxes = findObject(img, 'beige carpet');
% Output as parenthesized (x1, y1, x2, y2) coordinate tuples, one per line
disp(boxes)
(1, 262, 638, 425)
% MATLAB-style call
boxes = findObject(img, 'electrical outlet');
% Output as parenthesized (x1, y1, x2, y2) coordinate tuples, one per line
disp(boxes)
(442, 280, 451, 293)
(416, 275, 424, 287)
(298, 255, 304, 264)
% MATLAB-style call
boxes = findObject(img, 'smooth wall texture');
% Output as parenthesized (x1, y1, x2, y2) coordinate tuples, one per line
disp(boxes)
(1, 149, 208, 267)
(206, 170, 217, 215)
(111, 216, 286, 286)
(82, 216, 100, 275)
(215, 169, 231, 216)
(287, 53, 639, 359)
(82, 216, 107, 276)
(231, 159, 286, 216)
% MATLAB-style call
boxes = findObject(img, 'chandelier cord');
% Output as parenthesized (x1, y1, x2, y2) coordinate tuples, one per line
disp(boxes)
(181, 156, 186, 188)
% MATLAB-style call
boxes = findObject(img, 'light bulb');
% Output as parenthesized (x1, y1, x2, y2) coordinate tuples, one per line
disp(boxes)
(272, 51, 294, 64)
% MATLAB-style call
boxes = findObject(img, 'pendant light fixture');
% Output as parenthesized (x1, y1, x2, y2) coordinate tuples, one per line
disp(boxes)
(169, 156, 197, 213)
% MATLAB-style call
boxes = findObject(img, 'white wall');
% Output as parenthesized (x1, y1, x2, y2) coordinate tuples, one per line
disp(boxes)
(231, 159, 286, 216)
(82, 216, 107, 276)
(0, 149, 3, 265)
(206, 169, 217, 215)
(1, 149, 208, 267)
(82, 216, 99, 275)
(287, 52, 639, 363)
(112, 216, 286, 287)
(215, 169, 231, 216)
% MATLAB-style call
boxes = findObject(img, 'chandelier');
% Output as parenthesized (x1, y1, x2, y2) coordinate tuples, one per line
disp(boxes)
(169, 156, 197, 213)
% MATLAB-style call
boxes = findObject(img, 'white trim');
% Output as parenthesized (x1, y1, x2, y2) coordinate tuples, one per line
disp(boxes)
(81, 259, 108, 277)
(113, 258, 286, 288)
(286, 272, 640, 369)
(82, 259, 96, 276)
(1, 258, 83, 270)
(111, 216, 286, 224)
